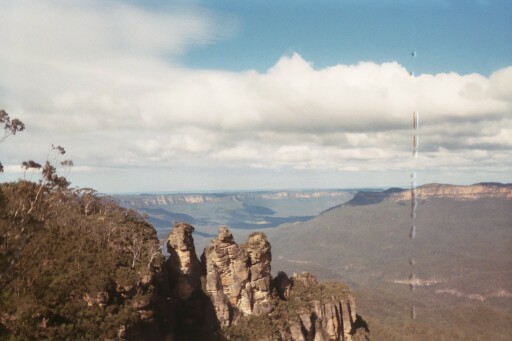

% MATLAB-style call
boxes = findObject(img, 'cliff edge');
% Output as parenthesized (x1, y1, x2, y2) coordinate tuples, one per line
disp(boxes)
(345, 182, 512, 207)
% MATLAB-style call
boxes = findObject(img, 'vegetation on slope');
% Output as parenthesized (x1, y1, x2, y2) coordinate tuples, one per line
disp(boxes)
(0, 109, 166, 339)
(0, 179, 164, 339)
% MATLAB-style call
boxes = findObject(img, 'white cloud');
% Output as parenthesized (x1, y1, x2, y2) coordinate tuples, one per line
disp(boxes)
(0, 0, 511, 191)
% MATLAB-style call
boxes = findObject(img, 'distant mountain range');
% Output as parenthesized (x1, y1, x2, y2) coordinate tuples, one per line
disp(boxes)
(113, 189, 356, 242)
(115, 189, 356, 207)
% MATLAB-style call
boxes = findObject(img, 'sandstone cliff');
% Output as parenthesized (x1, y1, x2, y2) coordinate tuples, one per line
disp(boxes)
(164, 222, 369, 341)
(270, 272, 360, 341)
(391, 183, 512, 201)
(166, 222, 203, 300)
(201, 228, 273, 327)
(116, 190, 349, 207)
(346, 183, 512, 206)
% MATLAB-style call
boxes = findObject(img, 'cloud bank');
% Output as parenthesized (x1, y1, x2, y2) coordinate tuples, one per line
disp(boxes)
(0, 1, 510, 191)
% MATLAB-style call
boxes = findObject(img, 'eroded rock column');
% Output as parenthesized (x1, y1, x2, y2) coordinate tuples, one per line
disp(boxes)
(166, 222, 202, 299)
(202, 227, 250, 326)
(245, 232, 273, 315)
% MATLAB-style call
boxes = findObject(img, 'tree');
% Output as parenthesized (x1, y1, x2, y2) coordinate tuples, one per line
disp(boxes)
(0, 109, 25, 173)
(128, 232, 144, 269)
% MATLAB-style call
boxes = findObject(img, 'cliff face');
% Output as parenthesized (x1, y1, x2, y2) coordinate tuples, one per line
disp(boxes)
(244, 232, 273, 316)
(166, 222, 202, 300)
(201, 228, 273, 327)
(276, 272, 359, 341)
(115, 190, 348, 207)
(347, 183, 512, 206)
(202, 226, 251, 326)
(165, 222, 367, 341)
(390, 183, 512, 201)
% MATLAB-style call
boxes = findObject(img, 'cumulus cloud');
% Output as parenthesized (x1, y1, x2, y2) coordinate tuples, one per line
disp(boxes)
(0, 0, 510, 191)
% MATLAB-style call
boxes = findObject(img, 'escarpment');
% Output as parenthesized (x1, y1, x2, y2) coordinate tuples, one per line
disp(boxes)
(390, 183, 512, 201)
(346, 183, 512, 206)
(165, 222, 369, 341)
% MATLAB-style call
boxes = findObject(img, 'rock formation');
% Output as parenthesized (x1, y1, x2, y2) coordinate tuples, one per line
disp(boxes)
(166, 222, 202, 300)
(164, 222, 368, 341)
(202, 226, 250, 326)
(274, 272, 358, 341)
(165, 222, 221, 340)
(244, 232, 273, 315)
(201, 227, 273, 326)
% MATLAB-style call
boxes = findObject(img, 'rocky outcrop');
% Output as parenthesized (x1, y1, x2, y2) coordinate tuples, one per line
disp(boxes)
(200, 227, 273, 327)
(166, 222, 202, 300)
(243, 232, 273, 315)
(202, 226, 250, 327)
(164, 222, 367, 340)
(164, 223, 221, 340)
(293, 271, 319, 287)
(279, 273, 358, 341)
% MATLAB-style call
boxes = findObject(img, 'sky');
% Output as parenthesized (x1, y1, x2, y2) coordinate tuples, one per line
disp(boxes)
(0, 0, 511, 193)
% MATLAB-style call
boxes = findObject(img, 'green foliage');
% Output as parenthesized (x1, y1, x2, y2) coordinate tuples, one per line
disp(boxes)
(0, 180, 163, 339)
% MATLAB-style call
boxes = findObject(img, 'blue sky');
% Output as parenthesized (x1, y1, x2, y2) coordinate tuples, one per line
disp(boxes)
(0, 0, 511, 193)
(182, 0, 512, 75)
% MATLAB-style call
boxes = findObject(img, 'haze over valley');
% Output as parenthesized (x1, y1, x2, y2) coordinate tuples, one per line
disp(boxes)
(114, 189, 356, 252)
